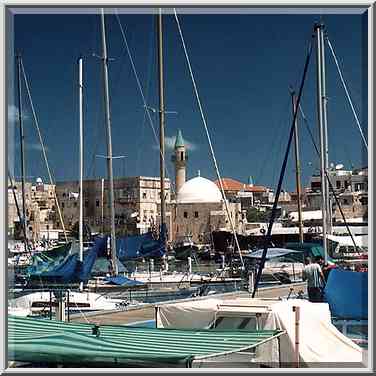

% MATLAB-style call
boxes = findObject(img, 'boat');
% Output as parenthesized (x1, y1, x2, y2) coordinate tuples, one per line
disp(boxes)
(196, 244, 213, 261)
(327, 234, 368, 264)
(25, 237, 107, 287)
(172, 235, 198, 260)
(245, 247, 304, 284)
(155, 295, 366, 367)
(8, 290, 136, 317)
(8, 314, 285, 368)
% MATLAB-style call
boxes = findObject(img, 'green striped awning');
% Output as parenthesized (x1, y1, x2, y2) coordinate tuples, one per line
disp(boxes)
(8, 316, 284, 367)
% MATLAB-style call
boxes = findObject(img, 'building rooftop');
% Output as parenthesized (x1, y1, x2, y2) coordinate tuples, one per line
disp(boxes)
(177, 176, 222, 203)
(214, 178, 268, 193)
(174, 129, 185, 148)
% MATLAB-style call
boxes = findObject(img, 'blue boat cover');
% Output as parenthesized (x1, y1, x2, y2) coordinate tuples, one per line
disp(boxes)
(116, 224, 166, 261)
(27, 237, 106, 284)
(323, 268, 368, 320)
(104, 275, 144, 286)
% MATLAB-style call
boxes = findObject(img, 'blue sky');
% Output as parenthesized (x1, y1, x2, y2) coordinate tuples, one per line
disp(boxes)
(9, 8, 367, 192)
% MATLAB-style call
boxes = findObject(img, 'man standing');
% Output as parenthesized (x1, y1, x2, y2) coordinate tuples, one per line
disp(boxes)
(302, 257, 325, 302)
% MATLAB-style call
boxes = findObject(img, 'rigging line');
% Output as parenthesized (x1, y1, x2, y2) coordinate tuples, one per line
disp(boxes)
(173, 8, 244, 268)
(115, 11, 175, 196)
(326, 37, 368, 151)
(252, 36, 314, 298)
(88, 56, 106, 180)
(256, 96, 291, 185)
(72, 293, 91, 324)
(136, 18, 154, 176)
(20, 59, 68, 243)
(272, 107, 292, 189)
(298, 104, 359, 251)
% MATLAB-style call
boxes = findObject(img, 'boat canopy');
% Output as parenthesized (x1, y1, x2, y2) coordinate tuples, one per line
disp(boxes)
(8, 315, 283, 367)
(245, 248, 301, 260)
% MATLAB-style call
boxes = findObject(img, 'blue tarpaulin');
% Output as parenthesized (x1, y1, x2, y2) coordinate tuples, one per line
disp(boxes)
(116, 224, 167, 261)
(104, 275, 145, 286)
(27, 237, 107, 284)
(324, 269, 368, 320)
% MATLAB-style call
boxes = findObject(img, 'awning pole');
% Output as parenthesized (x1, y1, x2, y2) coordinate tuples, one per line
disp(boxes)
(293, 306, 300, 367)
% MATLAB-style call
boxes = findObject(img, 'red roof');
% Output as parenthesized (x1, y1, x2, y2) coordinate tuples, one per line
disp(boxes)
(214, 178, 268, 193)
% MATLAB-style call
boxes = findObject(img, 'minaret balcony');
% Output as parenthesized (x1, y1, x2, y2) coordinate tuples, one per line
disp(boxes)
(171, 154, 188, 162)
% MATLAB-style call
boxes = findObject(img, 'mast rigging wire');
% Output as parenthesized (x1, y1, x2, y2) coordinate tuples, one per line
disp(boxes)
(298, 105, 359, 251)
(173, 8, 244, 268)
(326, 37, 368, 151)
(252, 36, 315, 298)
(115, 11, 176, 197)
(20, 59, 68, 243)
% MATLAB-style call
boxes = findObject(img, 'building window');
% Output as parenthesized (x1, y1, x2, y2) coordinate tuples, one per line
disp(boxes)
(143, 192, 147, 199)
(311, 181, 321, 191)
(184, 211, 188, 218)
(343, 199, 349, 205)
(180, 151, 184, 161)
(62, 193, 66, 198)
(96, 200, 100, 207)
(194, 211, 199, 218)
(61, 203, 65, 209)
(360, 197, 368, 206)
(74, 202, 77, 208)
(336, 181, 341, 189)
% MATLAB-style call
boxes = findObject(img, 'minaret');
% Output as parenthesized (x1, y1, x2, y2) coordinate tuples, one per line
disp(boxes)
(171, 129, 187, 193)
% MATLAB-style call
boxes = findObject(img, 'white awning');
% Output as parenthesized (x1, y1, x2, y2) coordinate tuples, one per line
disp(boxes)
(289, 210, 322, 222)
(327, 234, 368, 247)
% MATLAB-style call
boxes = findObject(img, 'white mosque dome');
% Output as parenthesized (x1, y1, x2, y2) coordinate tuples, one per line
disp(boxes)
(177, 176, 223, 204)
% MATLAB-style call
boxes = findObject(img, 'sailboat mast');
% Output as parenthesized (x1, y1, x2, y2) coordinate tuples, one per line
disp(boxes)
(291, 90, 304, 244)
(319, 25, 332, 235)
(100, 8, 118, 275)
(16, 54, 29, 252)
(78, 57, 84, 267)
(101, 178, 105, 235)
(315, 22, 328, 262)
(157, 9, 166, 242)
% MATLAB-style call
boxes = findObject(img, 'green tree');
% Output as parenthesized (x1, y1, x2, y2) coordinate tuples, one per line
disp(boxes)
(246, 207, 272, 223)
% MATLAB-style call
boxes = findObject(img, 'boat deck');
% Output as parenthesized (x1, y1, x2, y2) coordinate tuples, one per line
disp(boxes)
(70, 282, 306, 326)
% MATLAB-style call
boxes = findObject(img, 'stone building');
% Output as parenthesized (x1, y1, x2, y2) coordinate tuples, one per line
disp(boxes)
(171, 129, 187, 194)
(8, 178, 58, 242)
(162, 130, 243, 244)
(164, 175, 243, 244)
(306, 165, 368, 222)
(55, 176, 171, 235)
(214, 178, 275, 210)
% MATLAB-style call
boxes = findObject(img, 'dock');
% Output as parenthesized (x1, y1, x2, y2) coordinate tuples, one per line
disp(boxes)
(70, 282, 307, 326)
